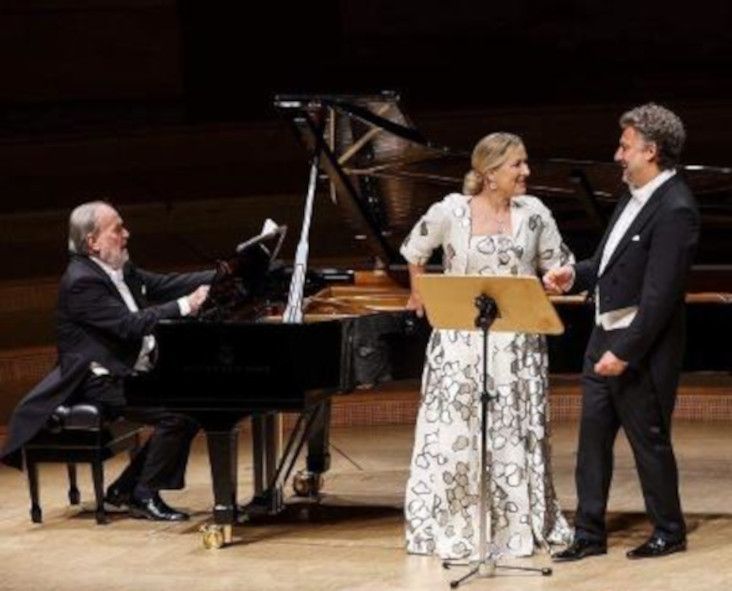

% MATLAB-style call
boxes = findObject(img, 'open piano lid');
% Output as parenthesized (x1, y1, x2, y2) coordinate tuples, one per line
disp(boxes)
(274, 92, 732, 282)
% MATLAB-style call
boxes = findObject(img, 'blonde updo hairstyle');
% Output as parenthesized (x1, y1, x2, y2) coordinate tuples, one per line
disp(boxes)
(462, 132, 525, 195)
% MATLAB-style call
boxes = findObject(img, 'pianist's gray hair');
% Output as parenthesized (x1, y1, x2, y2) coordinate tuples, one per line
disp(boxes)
(463, 132, 525, 195)
(620, 103, 686, 169)
(68, 201, 108, 255)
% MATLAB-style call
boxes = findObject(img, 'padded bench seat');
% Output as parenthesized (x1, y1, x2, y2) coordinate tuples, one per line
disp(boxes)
(23, 403, 142, 524)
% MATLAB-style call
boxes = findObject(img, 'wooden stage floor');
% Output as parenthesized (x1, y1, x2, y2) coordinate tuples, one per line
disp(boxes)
(1, 420, 731, 591)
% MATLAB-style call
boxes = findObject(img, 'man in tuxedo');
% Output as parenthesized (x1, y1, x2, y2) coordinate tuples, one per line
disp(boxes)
(2, 201, 215, 521)
(544, 104, 699, 560)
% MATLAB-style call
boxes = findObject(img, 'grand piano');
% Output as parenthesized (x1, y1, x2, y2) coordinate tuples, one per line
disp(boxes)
(129, 92, 731, 548)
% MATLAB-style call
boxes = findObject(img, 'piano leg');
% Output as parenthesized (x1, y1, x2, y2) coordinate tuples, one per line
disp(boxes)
(293, 400, 330, 497)
(264, 413, 281, 490)
(203, 425, 240, 547)
(248, 413, 284, 515)
(244, 405, 327, 514)
(307, 399, 331, 474)
(251, 415, 265, 498)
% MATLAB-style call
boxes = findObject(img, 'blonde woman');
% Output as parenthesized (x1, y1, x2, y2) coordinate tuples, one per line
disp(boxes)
(401, 133, 573, 559)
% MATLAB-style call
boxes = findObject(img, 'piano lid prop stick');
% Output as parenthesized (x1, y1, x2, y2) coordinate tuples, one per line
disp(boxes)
(283, 157, 319, 323)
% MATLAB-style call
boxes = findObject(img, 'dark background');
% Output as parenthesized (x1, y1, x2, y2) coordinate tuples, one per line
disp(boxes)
(2, 1, 731, 131)
(178, 1, 732, 119)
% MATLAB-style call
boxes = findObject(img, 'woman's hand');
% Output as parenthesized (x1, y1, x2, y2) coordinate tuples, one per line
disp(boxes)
(406, 291, 425, 318)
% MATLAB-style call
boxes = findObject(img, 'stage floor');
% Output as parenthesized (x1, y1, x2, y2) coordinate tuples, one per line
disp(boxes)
(1, 421, 731, 591)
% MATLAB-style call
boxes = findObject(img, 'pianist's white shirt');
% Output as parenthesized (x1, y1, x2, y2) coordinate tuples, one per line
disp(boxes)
(89, 257, 191, 374)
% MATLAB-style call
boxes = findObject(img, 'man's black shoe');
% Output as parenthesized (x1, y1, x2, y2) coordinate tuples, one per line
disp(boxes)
(153, 495, 191, 519)
(626, 536, 686, 559)
(552, 538, 607, 562)
(129, 494, 189, 522)
(103, 486, 131, 510)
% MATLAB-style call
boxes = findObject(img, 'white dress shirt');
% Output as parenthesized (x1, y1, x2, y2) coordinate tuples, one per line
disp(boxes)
(595, 169, 675, 330)
(90, 257, 190, 373)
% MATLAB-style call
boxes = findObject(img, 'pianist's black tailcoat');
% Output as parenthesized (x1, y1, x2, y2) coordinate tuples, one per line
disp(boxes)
(1, 255, 214, 476)
(569, 173, 699, 543)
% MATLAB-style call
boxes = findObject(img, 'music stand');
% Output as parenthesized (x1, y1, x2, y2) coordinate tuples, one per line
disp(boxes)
(414, 274, 564, 588)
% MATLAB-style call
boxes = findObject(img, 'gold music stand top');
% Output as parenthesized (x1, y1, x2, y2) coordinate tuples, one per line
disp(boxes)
(414, 274, 564, 335)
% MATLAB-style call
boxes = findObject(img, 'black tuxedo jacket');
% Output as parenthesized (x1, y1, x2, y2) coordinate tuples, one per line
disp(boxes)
(1, 255, 215, 468)
(571, 174, 699, 398)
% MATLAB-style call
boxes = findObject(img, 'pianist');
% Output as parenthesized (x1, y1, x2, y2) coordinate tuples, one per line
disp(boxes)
(1, 201, 215, 521)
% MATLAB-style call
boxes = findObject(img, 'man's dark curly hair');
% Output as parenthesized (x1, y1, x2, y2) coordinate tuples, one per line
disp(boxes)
(620, 103, 686, 169)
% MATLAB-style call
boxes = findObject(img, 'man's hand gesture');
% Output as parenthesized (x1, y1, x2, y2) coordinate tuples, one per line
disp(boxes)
(542, 265, 575, 295)
(594, 351, 629, 376)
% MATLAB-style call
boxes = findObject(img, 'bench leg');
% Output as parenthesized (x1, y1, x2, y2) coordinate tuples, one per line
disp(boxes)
(91, 460, 107, 525)
(67, 463, 80, 505)
(26, 460, 42, 524)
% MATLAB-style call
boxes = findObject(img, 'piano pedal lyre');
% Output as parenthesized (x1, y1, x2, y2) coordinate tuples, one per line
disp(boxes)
(200, 523, 233, 550)
(292, 470, 324, 498)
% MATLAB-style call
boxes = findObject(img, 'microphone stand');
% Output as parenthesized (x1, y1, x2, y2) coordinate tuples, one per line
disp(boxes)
(443, 294, 552, 588)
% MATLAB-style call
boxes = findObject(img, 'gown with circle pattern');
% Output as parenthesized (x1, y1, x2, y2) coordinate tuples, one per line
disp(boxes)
(400, 193, 574, 559)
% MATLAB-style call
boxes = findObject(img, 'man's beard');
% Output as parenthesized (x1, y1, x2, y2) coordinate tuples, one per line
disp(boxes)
(106, 248, 129, 270)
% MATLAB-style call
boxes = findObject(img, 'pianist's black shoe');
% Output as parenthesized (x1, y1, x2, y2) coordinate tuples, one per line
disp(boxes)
(626, 536, 686, 559)
(552, 538, 607, 562)
(129, 493, 189, 522)
(104, 486, 131, 510)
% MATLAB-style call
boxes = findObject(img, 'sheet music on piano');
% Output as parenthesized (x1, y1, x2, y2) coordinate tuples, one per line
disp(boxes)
(235, 218, 287, 261)
(198, 219, 287, 321)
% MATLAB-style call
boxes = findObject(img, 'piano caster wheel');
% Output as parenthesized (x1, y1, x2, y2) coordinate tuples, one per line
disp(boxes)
(293, 470, 323, 497)
(200, 524, 232, 550)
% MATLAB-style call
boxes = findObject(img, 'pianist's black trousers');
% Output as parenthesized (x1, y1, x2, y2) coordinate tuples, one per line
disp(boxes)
(76, 374, 200, 492)
(574, 327, 686, 543)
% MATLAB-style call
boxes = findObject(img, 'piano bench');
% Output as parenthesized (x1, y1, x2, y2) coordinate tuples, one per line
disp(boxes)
(22, 404, 142, 525)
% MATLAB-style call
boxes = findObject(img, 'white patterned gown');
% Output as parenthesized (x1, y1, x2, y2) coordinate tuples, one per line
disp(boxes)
(400, 193, 574, 559)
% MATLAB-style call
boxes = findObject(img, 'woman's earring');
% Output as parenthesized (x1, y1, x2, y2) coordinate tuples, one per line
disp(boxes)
(489, 181, 497, 190)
